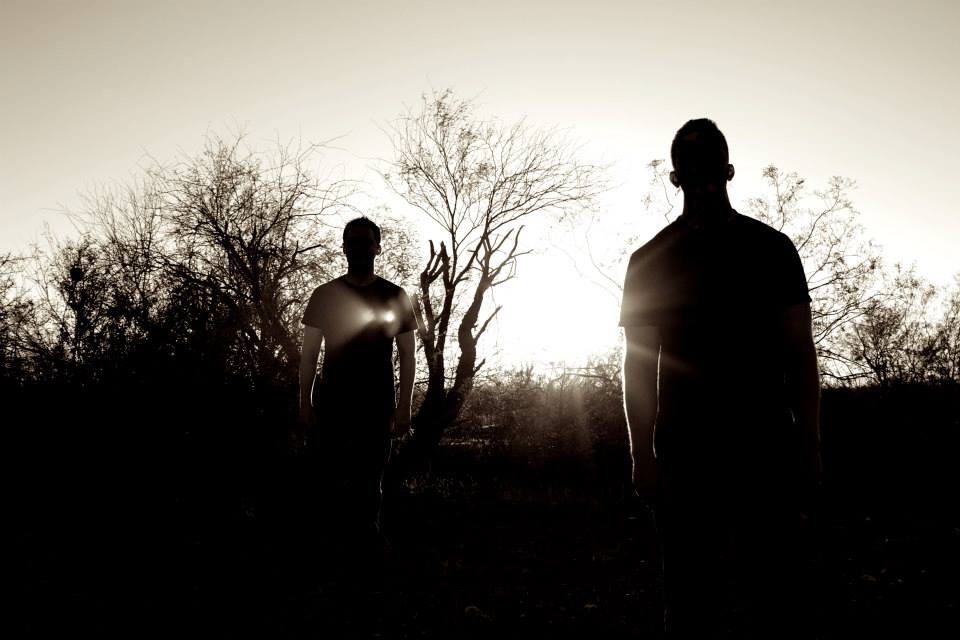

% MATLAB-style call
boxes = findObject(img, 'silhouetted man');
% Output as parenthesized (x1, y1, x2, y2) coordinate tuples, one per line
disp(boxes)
(620, 119, 821, 638)
(296, 216, 418, 558)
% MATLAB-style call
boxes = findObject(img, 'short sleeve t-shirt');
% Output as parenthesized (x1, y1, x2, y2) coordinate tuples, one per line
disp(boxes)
(619, 211, 810, 454)
(302, 275, 419, 417)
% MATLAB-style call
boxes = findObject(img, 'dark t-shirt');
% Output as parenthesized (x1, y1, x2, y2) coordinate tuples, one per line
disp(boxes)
(301, 275, 419, 418)
(619, 211, 811, 460)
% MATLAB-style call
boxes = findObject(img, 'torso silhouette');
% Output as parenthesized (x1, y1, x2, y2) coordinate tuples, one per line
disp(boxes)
(302, 275, 417, 421)
(620, 211, 811, 463)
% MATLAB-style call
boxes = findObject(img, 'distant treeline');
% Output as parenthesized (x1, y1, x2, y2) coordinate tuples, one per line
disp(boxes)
(7, 350, 957, 548)
(1, 124, 957, 479)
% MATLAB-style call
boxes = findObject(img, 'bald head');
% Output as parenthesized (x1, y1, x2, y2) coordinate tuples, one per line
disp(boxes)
(670, 118, 732, 191)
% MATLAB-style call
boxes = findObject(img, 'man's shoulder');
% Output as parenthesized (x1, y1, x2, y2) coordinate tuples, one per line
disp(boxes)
(309, 276, 346, 298)
(351, 277, 406, 304)
(373, 276, 405, 293)
(627, 220, 684, 266)
(309, 276, 409, 302)
(732, 212, 796, 249)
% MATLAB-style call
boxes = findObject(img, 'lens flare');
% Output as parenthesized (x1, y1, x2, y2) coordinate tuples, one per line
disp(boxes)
(384, 311, 396, 322)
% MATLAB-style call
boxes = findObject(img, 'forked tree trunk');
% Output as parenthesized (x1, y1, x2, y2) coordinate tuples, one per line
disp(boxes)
(390, 272, 488, 475)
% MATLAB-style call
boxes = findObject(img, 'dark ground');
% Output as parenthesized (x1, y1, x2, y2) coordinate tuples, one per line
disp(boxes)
(11, 384, 960, 638)
(15, 454, 960, 639)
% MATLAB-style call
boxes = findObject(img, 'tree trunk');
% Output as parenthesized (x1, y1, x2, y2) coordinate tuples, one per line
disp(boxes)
(393, 280, 487, 474)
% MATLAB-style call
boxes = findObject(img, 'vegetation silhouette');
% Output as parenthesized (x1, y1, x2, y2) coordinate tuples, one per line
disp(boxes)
(383, 89, 608, 471)
(3, 105, 958, 636)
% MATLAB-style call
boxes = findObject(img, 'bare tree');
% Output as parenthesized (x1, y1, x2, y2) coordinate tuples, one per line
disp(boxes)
(79, 179, 166, 346)
(152, 133, 355, 385)
(843, 265, 938, 388)
(746, 165, 883, 383)
(17, 133, 367, 395)
(0, 252, 34, 383)
(20, 233, 125, 384)
(641, 158, 681, 224)
(384, 89, 607, 459)
(547, 207, 635, 306)
(929, 275, 960, 383)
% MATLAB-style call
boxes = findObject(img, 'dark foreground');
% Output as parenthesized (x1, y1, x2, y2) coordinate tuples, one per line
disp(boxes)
(11, 384, 960, 637)
(15, 462, 960, 638)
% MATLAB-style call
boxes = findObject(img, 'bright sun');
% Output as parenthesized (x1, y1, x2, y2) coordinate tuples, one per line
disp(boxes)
(490, 255, 623, 367)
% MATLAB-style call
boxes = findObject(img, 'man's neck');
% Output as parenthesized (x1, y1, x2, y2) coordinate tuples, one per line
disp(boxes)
(678, 192, 735, 228)
(344, 269, 377, 286)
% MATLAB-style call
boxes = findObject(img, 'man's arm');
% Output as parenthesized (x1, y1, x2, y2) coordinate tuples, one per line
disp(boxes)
(783, 302, 822, 505)
(622, 325, 661, 495)
(300, 325, 323, 410)
(393, 330, 416, 436)
(295, 325, 324, 449)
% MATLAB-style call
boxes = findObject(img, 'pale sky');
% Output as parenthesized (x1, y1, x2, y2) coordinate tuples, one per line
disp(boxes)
(2, 0, 958, 365)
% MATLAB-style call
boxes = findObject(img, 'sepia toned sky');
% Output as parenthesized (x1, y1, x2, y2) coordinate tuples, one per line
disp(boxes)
(2, 0, 957, 364)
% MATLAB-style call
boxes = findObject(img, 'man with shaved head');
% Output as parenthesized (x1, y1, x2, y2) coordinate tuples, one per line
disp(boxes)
(620, 119, 821, 637)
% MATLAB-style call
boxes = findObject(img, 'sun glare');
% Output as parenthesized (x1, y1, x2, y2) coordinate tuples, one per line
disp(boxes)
(496, 261, 622, 367)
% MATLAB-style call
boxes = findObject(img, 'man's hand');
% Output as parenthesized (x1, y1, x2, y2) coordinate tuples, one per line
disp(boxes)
(632, 452, 658, 500)
(289, 405, 313, 454)
(798, 442, 823, 520)
(622, 325, 660, 503)
(390, 404, 412, 438)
